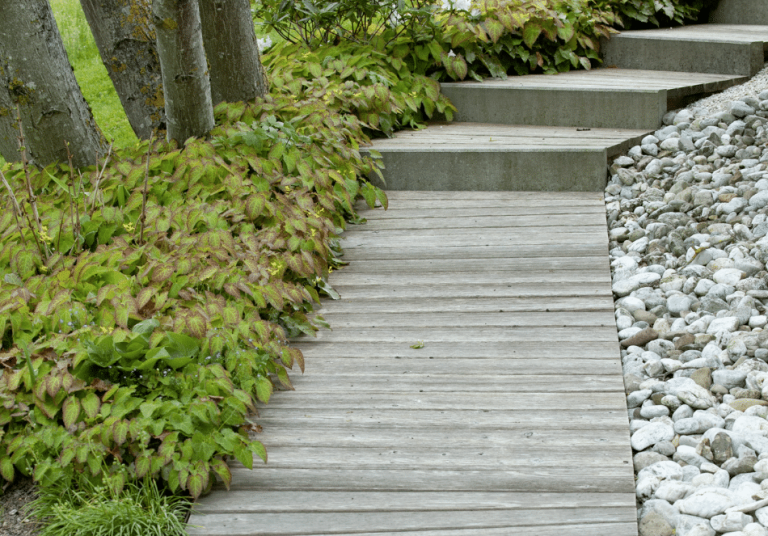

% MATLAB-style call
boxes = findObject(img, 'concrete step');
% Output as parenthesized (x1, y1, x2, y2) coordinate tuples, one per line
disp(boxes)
(366, 122, 648, 191)
(601, 24, 768, 76)
(440, 69, 746, 129)
(710, 0, 768, 25)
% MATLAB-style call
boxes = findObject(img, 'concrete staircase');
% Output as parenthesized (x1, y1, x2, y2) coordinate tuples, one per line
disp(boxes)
(369, 24, 768, 191)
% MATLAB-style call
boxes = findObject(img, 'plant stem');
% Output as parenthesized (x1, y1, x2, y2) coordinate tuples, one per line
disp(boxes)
(139, 134, 154, 244)
(0, 167, 27, 245)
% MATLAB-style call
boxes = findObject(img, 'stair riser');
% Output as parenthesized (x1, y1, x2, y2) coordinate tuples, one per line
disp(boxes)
(368, 150, 609, 191)
(440, 86, 666, 130)
(601, 37, 764, 76)
(710, 0, 768, 24)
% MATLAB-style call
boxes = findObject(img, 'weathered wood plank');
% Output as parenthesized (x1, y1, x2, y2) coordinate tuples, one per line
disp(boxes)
(341, 233, 606, 248)
(298, 357, 621, 375)
(192, 491, 635, 513)
(316, 295, 614, 313)
(254, 408, 629, 429)
(340, 244, 609, 261)
(355, 214, 603, 230)
(327, 272, 611, 288)
(315, 311, 616, 329)
(263, 391, 626, 410)
(309, 326, 618, 343)
(223, 467, 635, 493)
(230, 445, 631, 471)
(359, 207, 607, 219)
(288, 374, 623, 393)
(188, 509, 636, 535)
(329, 283, 611, 300)
(254, 428, 630, 449)
(330, 523, 638, 536)
(291, 341, 620, 358)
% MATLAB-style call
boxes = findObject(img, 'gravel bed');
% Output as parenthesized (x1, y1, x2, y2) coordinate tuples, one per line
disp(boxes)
(608, 63, 768, 536)
(0, 478, 39, 536)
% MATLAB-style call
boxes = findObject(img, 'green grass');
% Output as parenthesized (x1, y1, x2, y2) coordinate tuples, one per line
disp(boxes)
(49, 0, 138, 149)
(30, 474, 190, 536)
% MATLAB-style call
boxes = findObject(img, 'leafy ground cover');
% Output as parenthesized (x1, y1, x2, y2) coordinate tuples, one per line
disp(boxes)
(1, 0, 719, 534)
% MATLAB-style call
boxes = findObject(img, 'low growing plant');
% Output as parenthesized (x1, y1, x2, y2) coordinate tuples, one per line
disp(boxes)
(0, 85, 387, 501)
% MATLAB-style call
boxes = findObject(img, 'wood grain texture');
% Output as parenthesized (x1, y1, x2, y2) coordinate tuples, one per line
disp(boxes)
(189, 191, 634, 535)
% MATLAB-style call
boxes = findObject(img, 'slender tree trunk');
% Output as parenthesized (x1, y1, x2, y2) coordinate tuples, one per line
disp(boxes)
(198, 0, 268, 105)
(0, 1, 105, 167)
(79, 0, 165, 139)
(152, 0, 214, 143)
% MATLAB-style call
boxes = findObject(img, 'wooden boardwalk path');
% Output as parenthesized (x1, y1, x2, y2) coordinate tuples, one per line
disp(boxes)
(188, 191, 636, 535)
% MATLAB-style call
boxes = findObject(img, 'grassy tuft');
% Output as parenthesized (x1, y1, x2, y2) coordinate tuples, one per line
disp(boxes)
(30, 475, 190, 536)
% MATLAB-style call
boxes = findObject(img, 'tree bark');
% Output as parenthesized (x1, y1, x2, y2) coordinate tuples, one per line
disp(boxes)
(0, 1, 105, 167)
(152, 0, 214, 143)
(198, 0, 268, 105)
(79, 0, 165, 139)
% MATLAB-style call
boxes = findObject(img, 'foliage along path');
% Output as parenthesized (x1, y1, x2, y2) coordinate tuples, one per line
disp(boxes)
(188, 18, 767, 536)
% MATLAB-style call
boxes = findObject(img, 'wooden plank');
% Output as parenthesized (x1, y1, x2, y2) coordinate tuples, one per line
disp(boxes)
(254, 411, 628, 432)
(315, 295, 614, 313)
(355, 214, 603, 230)
(298, 357, 621, 375)
(263, 391, 626, 410)
(316, 309, 614, 325)
(340, 244, 609, 261)
(233, 446, 631, 470)
(291, 341, 620, 358)
(341, 233, 606, 248)
(311, 524, 638, 536)
(359, 199, 604, 209)
(191, 491, 635, 513)
(309, 327, 617, 343)
(358, 206, 607, 219)
(383, 191, 603, 200)
(223, 467, 634, 493)
(328, 272, 610, 287)
(255, 428, 630, 449)
(328, 283, 611, 299)
(188, 509, 636, 535)
(288, 375, 623, 393)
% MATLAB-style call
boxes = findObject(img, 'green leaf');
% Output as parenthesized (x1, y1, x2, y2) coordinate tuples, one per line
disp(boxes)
(135, 455, 151, 479)
(165, 332, 200, 360)
(0, 457, 14, 482)
(113, 420, 129, 445)
(62, 396, 81, 428)
(81, 391, 101, 420)
(210, 459, 232, 490)
(255, 376, 273, 404)
(132, 318, 160, 337)
(233, 443, 253, 470)
(523, 22, 542, 48)
(249, 440, 267, 463)
(187, 471, 204, 498)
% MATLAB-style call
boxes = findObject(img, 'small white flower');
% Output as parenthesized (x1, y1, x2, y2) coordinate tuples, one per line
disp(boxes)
(448, 49, 456, 57)
(470, 8, 480, 16)
(257, 36, 272, 53)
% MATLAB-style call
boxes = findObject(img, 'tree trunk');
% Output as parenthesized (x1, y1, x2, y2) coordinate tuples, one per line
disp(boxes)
(198, 0, 268, 105)
(79, 0, 165, 139)
(152, 0, 214, 143)
(0, 1, 105, 168)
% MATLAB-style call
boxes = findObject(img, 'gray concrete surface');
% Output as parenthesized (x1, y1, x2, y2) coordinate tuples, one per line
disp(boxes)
(710, 0, 768, 24)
